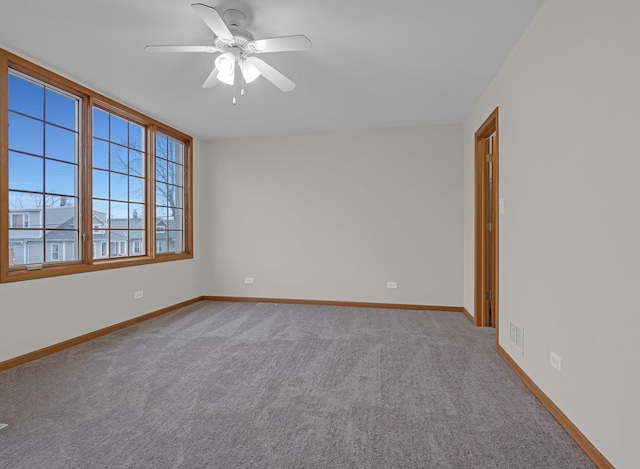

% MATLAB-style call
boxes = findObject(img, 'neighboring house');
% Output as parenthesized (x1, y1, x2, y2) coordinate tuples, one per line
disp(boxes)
(8, 206, 48, 266)
(8, 206, 178, 265)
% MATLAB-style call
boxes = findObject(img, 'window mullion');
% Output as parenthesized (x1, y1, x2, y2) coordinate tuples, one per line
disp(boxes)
(82, 95, 95, 265)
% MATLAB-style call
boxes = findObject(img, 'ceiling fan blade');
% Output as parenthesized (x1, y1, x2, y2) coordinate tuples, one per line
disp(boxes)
(202, 67, 219, 88)
(252, 35, 312, 53)
(191, 3, 233, 40)
(144, 45, 219, 53)
(245, 57, 296, 92)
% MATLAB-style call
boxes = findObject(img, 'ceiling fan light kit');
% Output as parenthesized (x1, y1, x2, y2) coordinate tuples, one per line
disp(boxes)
(145, 3, 312, 102)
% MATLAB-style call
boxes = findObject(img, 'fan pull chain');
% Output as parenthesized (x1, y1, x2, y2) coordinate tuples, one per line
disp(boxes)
(240, 60, 246, 97)
(233, 62, 238, 105)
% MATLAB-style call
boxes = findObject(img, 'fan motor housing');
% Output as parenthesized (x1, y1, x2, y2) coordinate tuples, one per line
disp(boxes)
(215, 8, 255, 53)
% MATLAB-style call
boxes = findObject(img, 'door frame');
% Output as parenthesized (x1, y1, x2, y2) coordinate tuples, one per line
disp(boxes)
(474, 108, 499, 339)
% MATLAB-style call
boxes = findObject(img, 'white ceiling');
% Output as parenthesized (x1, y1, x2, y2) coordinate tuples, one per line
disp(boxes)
(0, 0, 543, 140)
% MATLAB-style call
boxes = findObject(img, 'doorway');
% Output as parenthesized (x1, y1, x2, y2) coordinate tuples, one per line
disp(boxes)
(474, 108, 499, 335)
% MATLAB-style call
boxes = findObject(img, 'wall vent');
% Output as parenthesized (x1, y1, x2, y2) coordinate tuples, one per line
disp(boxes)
(509, 321, 524, 355)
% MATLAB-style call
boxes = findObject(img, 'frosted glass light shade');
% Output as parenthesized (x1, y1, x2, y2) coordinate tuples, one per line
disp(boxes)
(215, 52, 235, 85)
(240, 59, 261, 83)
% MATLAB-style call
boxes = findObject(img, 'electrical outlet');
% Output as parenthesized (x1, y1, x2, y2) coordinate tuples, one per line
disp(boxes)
(134, 290, 144, 300)
(244, 277, 254, 284)
(386, 281, 398, 289)
(550, 351, 562, 372)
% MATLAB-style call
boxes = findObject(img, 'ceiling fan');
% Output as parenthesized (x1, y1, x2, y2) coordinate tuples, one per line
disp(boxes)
(145, 3, 311, 95)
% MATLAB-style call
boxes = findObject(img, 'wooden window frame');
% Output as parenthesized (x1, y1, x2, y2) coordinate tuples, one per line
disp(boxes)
(0, 49, 193, 283)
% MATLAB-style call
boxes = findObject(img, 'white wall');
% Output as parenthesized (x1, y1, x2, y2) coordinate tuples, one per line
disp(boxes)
(0, 139, 206, 363)
(201, 126, 463, 306)
(463, 1, 640, 467)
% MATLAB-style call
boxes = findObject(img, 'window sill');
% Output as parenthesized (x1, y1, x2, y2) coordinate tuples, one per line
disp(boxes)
(1, 252, 193, 283)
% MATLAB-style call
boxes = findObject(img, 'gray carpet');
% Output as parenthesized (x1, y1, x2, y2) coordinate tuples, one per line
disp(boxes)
(0, 301, 594, 468)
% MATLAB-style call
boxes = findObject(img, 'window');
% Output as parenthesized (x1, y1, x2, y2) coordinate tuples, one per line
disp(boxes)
(10, 213, 30, 228)
(7, 70, 80, 267)
(92, 107, 145, 260)
(155, 133, 185, 254)
(1, 50, 193, 283)
(50, 244, 60, 261)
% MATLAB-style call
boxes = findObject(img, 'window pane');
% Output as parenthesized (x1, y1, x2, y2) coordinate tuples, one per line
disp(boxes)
(110, 201, 128, 220)
(156, 134, 168, 159)
(156, 206, 168, 222)
(45, 89, 76, 130)
(168, 185, 183, 209)
(45, 124, 76, 163)
(129, 150, 143, 176)
(109, 230, 128, 257)
(110, 144, 128, 173)
(45, 232, 78, 262)
(129, 122, 143, 151)
(168, 231, 183, 253)
(9, 112, 44, 156)
(93, 169, 109, 199)
(92, 199, 109, 225)
(156, 183, 168, 206)
(110, 114, 128, 146)
(156, 230, 168, 253)
(45, 159, 76, 196)
(130, 231, 145, 256)
(129, 176, 144, 203)
(9, 191, 43, 219)
(167, 162, 181, 186)
(8, 73, 44, 119)
(45, 197, 77, 229)
(168, 138, 183, 164)
(93, 139, 109, 169)
(10, 230, 45, 265)
(129, 203, 144, 226)
(169, 208, 183, 224)
(93, 108, 109, 140)
(130, 230, 144, 244)
(110, 173, 128, 201)
(9, 152, 44, 193)
(156, 157, 167, 183)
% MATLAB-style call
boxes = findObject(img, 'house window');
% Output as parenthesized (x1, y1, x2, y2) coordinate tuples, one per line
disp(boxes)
(51, 243, 59, 261)
(92, 241, 110, 259)
(156, 133, 185, 254)
(10, 213, 30, 228)
(1, 49, 193, 283)
(7, 70, 80, 266)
